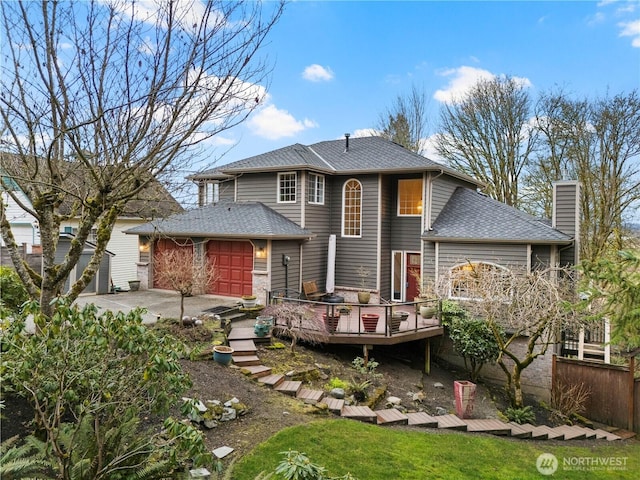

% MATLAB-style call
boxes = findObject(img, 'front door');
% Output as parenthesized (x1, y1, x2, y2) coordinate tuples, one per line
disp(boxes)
(406, 253, 421, 301)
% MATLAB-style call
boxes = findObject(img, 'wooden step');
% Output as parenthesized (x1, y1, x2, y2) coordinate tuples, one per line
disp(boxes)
(553, 425, 586, 440)
(464, 419, 511, 435)
(240, 365, 272, 379)
(321, 397, 345, 414)
(375, 408, 408, 425)
(232, 355, 261, 367)
(227, 327, 271, 343)
(436, 414, 467, 430)
(580, 427, 598, 440)
(592, 429, 621, 441)
(406, 412, 439, 427)
(341, 405, 377, 423)
(257, 374, 285, 388)
(508, 422, 534, 439)
(297, 388, 324, 405)
(274, 380, 302, 396)
(531, 425, 564, 440)
(228, 339, 257, 355)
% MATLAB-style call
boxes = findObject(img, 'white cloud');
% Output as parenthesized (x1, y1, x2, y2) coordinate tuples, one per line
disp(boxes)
(433, 66, 533, 104)
(302, 64, 334, 82)
(247, 104, 317, 140)
(433, 66, 495, 104)
(619, 19, 640, 47)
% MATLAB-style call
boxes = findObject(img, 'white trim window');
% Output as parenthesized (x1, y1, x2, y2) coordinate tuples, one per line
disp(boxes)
(397, 178, 423, 216)
(278, 172, 297, 203)
(307, 173, 325, 205)
(204, 182, 219, 205)
(342, 179, 362, 237)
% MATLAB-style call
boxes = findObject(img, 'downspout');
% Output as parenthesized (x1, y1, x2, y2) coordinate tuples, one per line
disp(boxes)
(377, 174, 382, 295)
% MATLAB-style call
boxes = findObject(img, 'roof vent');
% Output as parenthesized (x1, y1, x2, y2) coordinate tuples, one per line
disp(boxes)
(344, 133, 350, 152)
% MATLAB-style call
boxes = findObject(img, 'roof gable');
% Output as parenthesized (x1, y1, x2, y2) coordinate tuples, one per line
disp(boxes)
(424, 187, 572, 244)
(193, 136, 480, 186)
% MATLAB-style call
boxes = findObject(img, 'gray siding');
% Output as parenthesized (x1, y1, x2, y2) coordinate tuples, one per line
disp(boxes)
(300, 171, 332, 284)
(531, 244, 552, 270)
(553, 181, 580, 266)
(423, 241, 437, 283)
(270, 240, 302, 296)
(379, 176, 392, 298)
(437, 242, 529, 274)
(236, 172, 302, 224)
(329, 175, 379, 290)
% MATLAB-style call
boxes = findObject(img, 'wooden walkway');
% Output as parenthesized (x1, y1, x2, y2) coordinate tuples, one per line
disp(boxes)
(223, 328, 623, 442)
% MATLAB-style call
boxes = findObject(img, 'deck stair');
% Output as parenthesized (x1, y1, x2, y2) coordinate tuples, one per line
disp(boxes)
(375, 408, 408, 425)
(436, 414, 468, 430)
(406, 412, 439, 427)
(464, 419, 511, 435)
(508, 422, 534, 439)
(297, 388, 325, 405)
(227, 327, 271, 344)
(274, 380, 303, 396)
(553, 425, 587, 440)
(224, 324, 624, 442)
(240, 365, 272, 379)
(257, 374, 285, 388)
(341, 405, 377, 423)
(228, 339, 257, 355)
(320, 397, 345, 414)
(232, 355, 261, 367)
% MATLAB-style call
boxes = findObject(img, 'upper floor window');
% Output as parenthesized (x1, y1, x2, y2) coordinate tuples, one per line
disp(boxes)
(342, 179, 362, 237)
(449, 262, 508, 300)
(278, 172, 297, 203)
(204, 182, 219, 205)
(307, 173, 325, 205)
(398, 178, 423, 216)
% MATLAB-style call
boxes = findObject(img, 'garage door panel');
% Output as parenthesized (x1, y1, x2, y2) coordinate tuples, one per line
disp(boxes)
(206, 240, 253, 297)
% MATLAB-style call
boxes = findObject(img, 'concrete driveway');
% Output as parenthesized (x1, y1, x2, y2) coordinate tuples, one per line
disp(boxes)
(75, 289, 242, 324)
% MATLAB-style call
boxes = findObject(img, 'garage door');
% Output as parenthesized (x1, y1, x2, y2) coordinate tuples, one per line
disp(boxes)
(152, 238, 194, 290)
(206, 240, 253, 297)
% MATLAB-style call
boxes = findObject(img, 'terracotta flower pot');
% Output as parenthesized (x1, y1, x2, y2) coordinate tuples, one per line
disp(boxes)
(323, 313, 340, 333)
(361, 313, 379, 332)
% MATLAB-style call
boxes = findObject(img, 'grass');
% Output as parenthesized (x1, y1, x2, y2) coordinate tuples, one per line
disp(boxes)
(231, 419, 639, 479)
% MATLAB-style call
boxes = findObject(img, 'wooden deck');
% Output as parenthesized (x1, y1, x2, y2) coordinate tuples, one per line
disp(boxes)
(272, 300, 444, 347)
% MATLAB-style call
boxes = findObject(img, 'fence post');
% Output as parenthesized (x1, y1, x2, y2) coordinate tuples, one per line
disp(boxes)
(629, 355, 635, 432)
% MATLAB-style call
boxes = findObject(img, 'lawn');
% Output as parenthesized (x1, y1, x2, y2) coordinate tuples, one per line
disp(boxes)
(231, 419, 639, 479)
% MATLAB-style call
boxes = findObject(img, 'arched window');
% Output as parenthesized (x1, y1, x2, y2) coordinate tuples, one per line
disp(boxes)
(342, 179, 362, 237)
(449, 262, 508, 300)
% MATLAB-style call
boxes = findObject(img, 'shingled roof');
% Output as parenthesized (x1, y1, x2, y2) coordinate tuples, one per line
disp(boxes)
(192, 136, 480, 187)
(125, 201, 314, 239)
(423, 187, 572, 244)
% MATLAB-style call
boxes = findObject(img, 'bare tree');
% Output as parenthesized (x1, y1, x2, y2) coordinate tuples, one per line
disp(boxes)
(263, 302, 328, 353)
(376, 84, 430, 154)
(440, 264, 579, 407)
(153, 243, 219, 320)
(0, 0, 284, 317)
(530, 90, 640, 261)
(435, 76, 537, 208)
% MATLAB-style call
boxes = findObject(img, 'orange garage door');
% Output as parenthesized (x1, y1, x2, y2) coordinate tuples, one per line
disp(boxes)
(206, 240, 253, 297)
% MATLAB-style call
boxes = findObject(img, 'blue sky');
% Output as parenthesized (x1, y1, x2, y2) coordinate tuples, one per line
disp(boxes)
(197, 0, 639, 170)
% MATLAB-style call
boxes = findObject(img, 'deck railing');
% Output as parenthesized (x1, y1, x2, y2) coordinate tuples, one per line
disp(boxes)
(268, 294, 441, 338)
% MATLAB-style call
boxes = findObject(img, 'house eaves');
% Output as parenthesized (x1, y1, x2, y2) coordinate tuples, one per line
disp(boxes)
(423, 187, 573, 245)
(124, 201, 315, 240)
(191, 137, 483, 187)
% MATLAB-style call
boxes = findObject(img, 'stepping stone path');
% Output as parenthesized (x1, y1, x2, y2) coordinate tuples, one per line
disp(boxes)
(225, 327, 623, 442)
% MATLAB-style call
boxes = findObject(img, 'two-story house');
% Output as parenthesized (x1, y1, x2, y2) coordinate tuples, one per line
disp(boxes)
(127, 135, 578, 305)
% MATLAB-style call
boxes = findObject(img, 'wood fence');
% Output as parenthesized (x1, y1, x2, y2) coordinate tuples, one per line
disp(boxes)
(552, 355, 639, 433)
